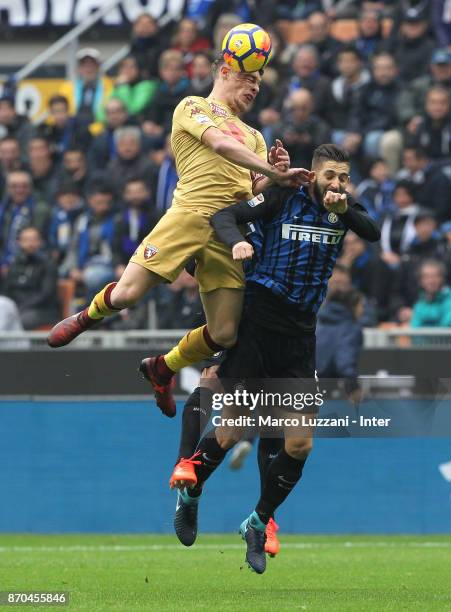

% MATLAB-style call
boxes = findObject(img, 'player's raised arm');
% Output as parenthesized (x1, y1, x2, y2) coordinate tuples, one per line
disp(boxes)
(201, 127, 313, 188)
(323, 192, 381, 242)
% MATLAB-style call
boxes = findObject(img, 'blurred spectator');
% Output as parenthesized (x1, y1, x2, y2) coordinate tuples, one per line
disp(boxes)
(338, 231, 394, 321)
(0, 136, 22, 196)
(306, 11, 342, 77)
(61, 184, 115, 299)
(113, 178, 161, 278)
(100, 56, 158, 123)
(130, 13, 175, 79)
(327, 263, 377, 326)
(261, 45, 330, 134)
(439, 220, 451, 284)
(143, 50, 190, 140)
(106, 126, 158, 199)
(59, 48, 112, 127)
(355, 158, 396, 221)
(349, 52, 403, 172)
(397, 146, 451, 222)
(325, 45, 370, 157)
(408, 86, 451, 159)
(57, 148, 90, 197)
(316, 287, 365, 401)
(432, 0, 451, 47)
(0, 295, 23, 331)
(171, 18, 211, 77)
(379, 180, 420, 264)
(0, 95, 33, 154)
(355, 10, 385, 64)
(398, 49, 451, 128)
(272, 89, 330, 168)
(385, 7, 435, 82)
(156, 134, 178, 212)
(212, 13, 242, 54)
(410, 259, 451, 327)
(390, 210, 444, 322)
(193, 0, 255, 33)
(37, 95, 92, 161)
(0, 170, 50, 266)
(27, 137, 57, 206)
(156, 269, 204, 329)
(49, 182, 86, 269)
(3, 227, 59, 329)
(89, 98, 130, 171)
(187, 51, 214, 97)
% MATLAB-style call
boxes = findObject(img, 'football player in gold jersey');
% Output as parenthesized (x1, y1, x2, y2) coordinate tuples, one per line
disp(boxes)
(47, 58, 313, 415)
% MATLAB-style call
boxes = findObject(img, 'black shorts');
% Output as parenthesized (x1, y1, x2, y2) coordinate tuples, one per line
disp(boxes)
(218, 316, 316, 380)
(215, 315, 319, 417)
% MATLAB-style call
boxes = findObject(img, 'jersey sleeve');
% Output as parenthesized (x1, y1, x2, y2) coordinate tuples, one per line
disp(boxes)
(172, 97, 217, 141)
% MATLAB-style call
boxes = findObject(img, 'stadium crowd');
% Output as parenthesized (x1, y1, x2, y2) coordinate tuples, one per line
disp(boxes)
(1, 0, 451, 332)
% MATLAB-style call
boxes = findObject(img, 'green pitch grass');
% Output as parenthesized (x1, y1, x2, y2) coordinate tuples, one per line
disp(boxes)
(0, 534, 450, 611)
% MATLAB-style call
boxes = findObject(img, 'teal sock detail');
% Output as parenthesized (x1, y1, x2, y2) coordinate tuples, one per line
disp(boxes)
(248, 510, 266, 532)
(180, 488, 200, 505)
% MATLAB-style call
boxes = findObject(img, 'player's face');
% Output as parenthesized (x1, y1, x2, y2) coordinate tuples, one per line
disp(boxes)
(314, 161, 350, 202)
(225, 68, 261, 114)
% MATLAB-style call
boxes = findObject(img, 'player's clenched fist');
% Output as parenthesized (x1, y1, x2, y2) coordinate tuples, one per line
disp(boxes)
(323, 191, 348, 214)
(232, 241, 254, 260)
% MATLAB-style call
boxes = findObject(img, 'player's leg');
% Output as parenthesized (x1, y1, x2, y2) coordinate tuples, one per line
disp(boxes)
(48, 210, 200, 348)
(240, 331, 317, 573)
(160, 286, 244, 381)
(47, 263, 165, 348)
(159, 235, 245, 374)
(173, 320, 262, 547)
(142, 234, 245, 416)
(257, 435, 284, 557)
(240, 428, 313, 574)
(170, 364, 221, 488)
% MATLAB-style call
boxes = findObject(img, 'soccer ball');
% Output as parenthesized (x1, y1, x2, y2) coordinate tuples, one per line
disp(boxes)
(221, 23, 272, 73)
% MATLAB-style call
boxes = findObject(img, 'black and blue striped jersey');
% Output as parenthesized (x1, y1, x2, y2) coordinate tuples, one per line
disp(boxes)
(211, 185, 380, 318)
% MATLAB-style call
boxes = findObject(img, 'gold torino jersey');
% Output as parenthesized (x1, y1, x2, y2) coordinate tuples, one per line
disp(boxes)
(170, 96, 267, 214)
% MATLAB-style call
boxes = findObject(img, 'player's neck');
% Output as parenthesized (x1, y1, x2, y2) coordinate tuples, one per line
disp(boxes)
(208, 84, 238, 114)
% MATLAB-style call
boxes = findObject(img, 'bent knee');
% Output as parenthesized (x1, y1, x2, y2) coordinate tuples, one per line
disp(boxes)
(285, 437, 313, 460)
(209, 325, 238, 349)
(111, 283, 140, 308)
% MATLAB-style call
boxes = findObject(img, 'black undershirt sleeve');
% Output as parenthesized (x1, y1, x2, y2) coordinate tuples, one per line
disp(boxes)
(339, 202, 381, 242)
(210, 186, 289, 248)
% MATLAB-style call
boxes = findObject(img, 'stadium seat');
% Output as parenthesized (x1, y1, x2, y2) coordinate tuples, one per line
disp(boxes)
(277, 18, 392, 45)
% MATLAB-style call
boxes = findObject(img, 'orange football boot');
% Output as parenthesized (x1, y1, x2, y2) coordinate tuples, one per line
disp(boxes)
(264, 517, 280, 557)
(169, 452, 202, 489)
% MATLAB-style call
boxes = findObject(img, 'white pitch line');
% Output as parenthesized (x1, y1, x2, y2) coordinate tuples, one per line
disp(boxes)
(0, 542, 450, 553)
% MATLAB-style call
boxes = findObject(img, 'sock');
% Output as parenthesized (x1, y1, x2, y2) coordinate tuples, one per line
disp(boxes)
(248, 510, 266, 532)
(180, 487, 200, 505)
(257, 437, 284, 497)
(164, 325, 223, 373)
(255, 448, 307, 524)
(177, 387, 213, 461)
(87, 282, 121, 320)
(188, 431, 227, 495)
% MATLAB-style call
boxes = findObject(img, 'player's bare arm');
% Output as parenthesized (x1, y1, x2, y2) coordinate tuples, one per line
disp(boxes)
(201, 126, 312, 187)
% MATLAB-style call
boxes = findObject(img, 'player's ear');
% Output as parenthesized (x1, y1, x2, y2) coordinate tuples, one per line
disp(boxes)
(310, 171, 316, 182)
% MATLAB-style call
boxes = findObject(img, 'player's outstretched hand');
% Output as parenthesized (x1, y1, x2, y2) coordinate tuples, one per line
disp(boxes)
(273, 167, 314, 187)
(232, 241, 254, 260)
(323, 191, 348, 214)
(269, 139, 290, 171)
